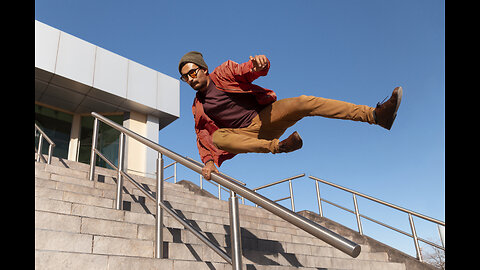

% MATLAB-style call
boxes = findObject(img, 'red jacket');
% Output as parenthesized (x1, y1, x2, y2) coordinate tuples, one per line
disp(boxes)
(192, 58, 277, 167)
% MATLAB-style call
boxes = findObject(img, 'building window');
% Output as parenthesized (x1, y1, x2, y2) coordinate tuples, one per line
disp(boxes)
(77, 114, 124, 169)
(35, 104, 73, 159)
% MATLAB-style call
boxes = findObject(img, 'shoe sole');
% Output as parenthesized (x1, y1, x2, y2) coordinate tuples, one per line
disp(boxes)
(387, 87, 403, 130)
(392, 86, 403, 120)
(287, 131, 303, 153)
(295, 132, 303, 150)
(394, 87, 403, 113)
(290, 131, 303, 152)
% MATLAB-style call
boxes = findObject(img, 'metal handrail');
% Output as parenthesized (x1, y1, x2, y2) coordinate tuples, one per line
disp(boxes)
(35, 123, 55, 164)
(88, 112, 361, 269)
(309, 175, 445, 262)
(252, 173, 305, 211)
(88, 115, 232, 265)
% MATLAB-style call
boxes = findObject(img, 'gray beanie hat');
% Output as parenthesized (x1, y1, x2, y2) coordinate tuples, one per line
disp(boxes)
(178, 51, 208, 74)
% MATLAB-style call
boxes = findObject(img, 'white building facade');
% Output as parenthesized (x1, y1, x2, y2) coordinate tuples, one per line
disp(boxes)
(35, 20, 180, 177)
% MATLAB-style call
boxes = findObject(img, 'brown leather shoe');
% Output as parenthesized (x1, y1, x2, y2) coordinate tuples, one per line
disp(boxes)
(278, 131, 303, 153)
(374, 87, 403, 130)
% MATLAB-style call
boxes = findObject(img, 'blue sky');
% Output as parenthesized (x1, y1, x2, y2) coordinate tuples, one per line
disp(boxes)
(35, 0, 445, 257)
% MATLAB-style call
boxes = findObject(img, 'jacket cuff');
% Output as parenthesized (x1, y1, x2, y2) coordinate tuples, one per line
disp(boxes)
(204, 158, 214, 165)
(202, 155, 214, 164)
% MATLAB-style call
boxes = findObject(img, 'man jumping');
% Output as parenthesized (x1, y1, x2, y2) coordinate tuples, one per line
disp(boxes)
(178, 51, 402, 180)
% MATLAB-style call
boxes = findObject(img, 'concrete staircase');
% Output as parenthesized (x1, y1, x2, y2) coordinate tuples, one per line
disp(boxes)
(35, 157, 434, 269)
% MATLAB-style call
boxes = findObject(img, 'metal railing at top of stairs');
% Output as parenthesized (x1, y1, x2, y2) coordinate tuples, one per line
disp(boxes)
(253, 173, 445, 262)
(35, 123, 55, 164)
(88, 112, 361, 270)
(252, 173, 305, 212)
(309, 175, 445, 262)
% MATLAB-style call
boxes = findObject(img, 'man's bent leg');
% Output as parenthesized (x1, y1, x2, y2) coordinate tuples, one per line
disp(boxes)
(212, 115, 283, 154)
(212, 127, 280, 154)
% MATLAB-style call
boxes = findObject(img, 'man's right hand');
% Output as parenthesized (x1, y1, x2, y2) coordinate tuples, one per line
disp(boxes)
(202, 160, 219, 180)
(249, 55, 268, 72)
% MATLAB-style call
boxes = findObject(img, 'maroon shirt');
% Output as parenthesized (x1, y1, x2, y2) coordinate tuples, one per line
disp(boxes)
(200, 81, 267, 129)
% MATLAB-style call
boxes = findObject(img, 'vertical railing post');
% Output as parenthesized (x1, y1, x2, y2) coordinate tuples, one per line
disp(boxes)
(199, 175, 203, 189)
(409, 213, 423, 261)
(35, 128, 38, 159)
(438, 224, 445, 248)
(115, 133, 125, 210)
(315, 180, 323, 217)
(155, 153, 164, 259)
(229, 190, 243, 270)
(47, 144, 53, 164)
(89, 118, 99, 181)
(289, 179, 295, 212)
(37, 134, 43, 162)
(352, 194, 363, 235)
(174, 162, 177, 183)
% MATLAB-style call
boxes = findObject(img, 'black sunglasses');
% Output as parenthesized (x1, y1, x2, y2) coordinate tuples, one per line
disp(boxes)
(180, 67, 200, 82)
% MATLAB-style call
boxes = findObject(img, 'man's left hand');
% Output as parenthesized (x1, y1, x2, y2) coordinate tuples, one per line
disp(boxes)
(202, 160, 219, 180)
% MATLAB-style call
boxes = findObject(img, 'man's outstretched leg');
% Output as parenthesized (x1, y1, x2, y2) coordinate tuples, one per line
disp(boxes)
(257, 86, 403, 132)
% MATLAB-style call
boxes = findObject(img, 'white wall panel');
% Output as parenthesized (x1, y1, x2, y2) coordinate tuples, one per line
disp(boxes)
(35, 21, 60, 73)
(127, 61, 157, 109)
(157, 73, 180, 117)
(93, 47, 128, 99)
(55, 32, 96, 87)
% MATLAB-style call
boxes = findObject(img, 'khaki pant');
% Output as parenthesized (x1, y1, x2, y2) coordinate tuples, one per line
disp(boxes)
(212, 95, 376, 154)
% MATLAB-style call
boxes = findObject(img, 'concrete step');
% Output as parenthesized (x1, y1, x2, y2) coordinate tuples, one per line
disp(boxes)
(43, 156, 175, 188)
(35, 241, 403, 270)
(36, 249, 365, 270)
(35, 221, 398, 270)
(36, 161, 189, 195)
